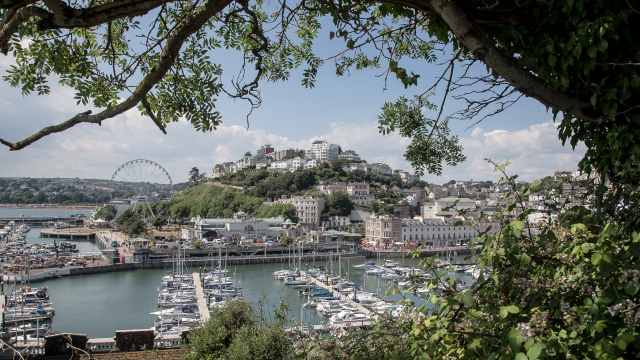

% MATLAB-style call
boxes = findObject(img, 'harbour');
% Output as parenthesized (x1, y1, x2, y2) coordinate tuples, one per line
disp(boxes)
(0, 208, 477, 341)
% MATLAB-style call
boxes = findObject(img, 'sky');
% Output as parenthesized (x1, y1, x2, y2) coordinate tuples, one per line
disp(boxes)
(0, 21, 587, 185)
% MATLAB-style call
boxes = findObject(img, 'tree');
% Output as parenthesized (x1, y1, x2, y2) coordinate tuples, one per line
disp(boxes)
(94, 204, 118, 222)
(184, 299, 290, 360)
(2, 0, 637, 183)
(323, 191, 354, 217)
(115, 208, 147, 236)
(151, 215, 166, 230)
(189, 167, 201, 184)
(244, 151, 252, 157)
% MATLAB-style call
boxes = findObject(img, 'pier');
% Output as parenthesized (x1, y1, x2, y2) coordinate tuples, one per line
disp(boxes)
(192, 273, 210, 321)
(301, 270, 372, 316)
(39, 228, 95, 240)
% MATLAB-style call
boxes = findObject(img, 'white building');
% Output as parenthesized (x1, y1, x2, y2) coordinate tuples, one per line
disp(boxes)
(271, 160, 291, 169)
(400, 218, 474, 246)
(338, 150, 361, 162)
(397, 170, 417, 184)
(304, 159, 319, 169)
(347, 182, 369, 196)
(343, 163, 370, 172)
(305, 140, 340, 160)
(269, 195, 326, 225)
(422, 197, 477, 218)
(369, 163, 393, 177)
(290, 156, 308, 169)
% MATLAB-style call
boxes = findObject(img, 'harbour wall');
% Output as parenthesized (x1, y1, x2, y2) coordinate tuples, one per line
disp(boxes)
(2, 248, 473, 282)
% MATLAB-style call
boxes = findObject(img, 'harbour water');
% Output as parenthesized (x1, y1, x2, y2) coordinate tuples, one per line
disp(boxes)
(2, 209, 476, 338)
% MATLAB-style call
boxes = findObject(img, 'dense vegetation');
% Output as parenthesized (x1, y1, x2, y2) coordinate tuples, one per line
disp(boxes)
(166, 183, 298, 222)
(184, 300, 290, 360)
(115, 208, 147, 237)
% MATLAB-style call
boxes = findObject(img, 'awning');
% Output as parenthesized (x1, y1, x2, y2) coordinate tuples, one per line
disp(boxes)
(393, 242, 403, 245)
(361, 240, 367, 243)
(410, 242, 417, 246)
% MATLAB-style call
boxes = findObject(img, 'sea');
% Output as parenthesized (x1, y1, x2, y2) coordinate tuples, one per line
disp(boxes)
(1, 208, 476, 338)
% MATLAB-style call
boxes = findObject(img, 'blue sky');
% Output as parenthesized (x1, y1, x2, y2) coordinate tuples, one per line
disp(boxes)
(0, 20, 587, 185)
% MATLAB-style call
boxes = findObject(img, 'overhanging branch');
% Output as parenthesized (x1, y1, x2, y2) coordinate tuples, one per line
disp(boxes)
(389, 0, 607, 123)
(0, 0, 233, 150)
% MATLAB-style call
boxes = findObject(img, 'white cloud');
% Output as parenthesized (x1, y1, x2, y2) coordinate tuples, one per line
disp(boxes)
(429, 121, 587, 183)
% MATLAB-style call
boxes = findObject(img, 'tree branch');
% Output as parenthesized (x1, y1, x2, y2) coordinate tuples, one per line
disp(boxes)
(390, 0, 607, 123)
(0, 6, 50, 55)
(0, 0, 232, 150)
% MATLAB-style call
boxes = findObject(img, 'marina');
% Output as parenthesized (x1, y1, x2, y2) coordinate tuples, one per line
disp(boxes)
(0, 208, 478, 340)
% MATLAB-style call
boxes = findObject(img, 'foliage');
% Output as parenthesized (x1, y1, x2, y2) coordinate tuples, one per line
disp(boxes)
(189, 167, 203, 184)
(151, 215, 166, 230)
(301, 159, 640, 360)
(184, 300, 290, 360)
(279, 236, 293, 245)
(322, 192, 354, 217)
(253, 203, 299, 223)
(94, 204, 117, 221)
(170, 184, 262, 219)
(115, 208, 147, 237)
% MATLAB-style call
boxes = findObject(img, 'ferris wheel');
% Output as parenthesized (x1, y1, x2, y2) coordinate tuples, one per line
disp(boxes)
(109, 159, 173, 218)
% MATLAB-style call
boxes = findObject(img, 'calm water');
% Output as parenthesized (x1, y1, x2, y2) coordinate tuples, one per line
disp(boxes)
(2, 209, 476, 338)
(0, 208, 92, 217)
(18, 255, 474, 338)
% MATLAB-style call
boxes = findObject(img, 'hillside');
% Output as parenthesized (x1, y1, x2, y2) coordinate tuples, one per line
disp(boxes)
(167, 183, 298, 222)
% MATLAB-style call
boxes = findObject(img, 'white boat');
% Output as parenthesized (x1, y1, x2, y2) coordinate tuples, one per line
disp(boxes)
(383, 260, 400, 267)
(353, 261, 377, 270)
(366, 267, 385, 275)
(329, 311, 371, 325)
(151, 305, 199, 318)
(381, 271, 404, 280)
(283, 276, 310, 285)
(349, 291, 378, 304)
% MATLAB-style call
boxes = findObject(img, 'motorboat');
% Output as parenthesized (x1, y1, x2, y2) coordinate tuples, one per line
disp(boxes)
(353, 261, 377, 270)
(381, 271, 404, 280)
(283, 276, 311, 285)
(383, 260, 400, 267)
(151, 305, 199, 318)
(329, 311, 371, 325)
(366, 267, 385, 275)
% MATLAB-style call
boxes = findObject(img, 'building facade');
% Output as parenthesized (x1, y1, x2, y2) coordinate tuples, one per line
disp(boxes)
(271, 195, 325, 225)
(274, 148, 296, 160)
(305, 140, 340, 160)
(365, 215, 402, 246)
(338, 150, 361, 162)
(369, 163, 393, 177)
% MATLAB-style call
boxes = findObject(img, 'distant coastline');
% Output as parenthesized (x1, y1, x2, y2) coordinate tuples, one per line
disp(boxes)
(0, 204, 94, 211)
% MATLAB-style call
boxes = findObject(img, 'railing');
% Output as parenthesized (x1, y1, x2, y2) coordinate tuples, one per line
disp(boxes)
(87, 338, 117, 352)
(12, 346, 46, 356)
(154, 336, 182, 349)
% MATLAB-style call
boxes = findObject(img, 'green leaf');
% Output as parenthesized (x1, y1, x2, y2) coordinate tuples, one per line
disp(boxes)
(527, 342, 543, 360)
(597, 38, 608, 52)
(329, 31, 335, 40)
(511, 220, 525, 231)
(462, 290, 475, 307)
(531, 179, 541, 187)
(499, 307, 509, 318)
(629, 242, 640, 257)
(586, 45, 597, 58)
(346, 39, 355, 50)
(547, 54, 557, 66)
(515, 353, 528, 360)
(591, 252, 602, 265)
(624, 282, 640, 296)
(589, 303, 600, 315)
(581, 243, 593, 253)
(505, 305, 520, 314)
